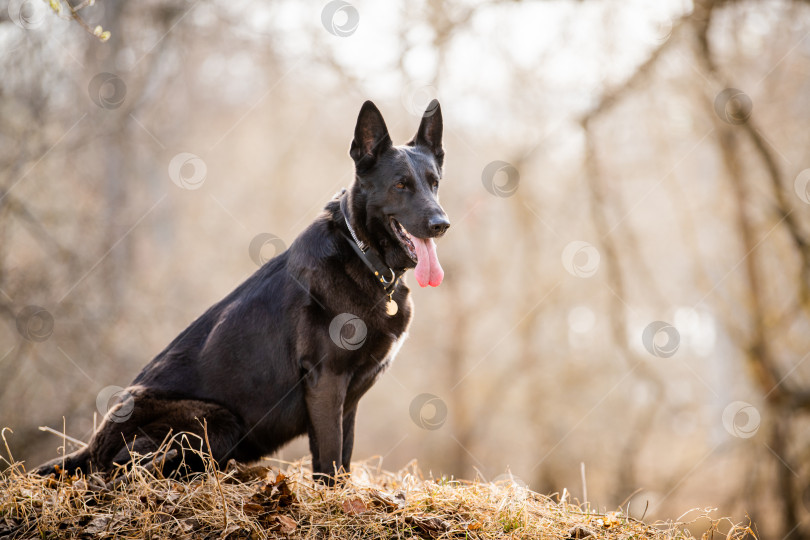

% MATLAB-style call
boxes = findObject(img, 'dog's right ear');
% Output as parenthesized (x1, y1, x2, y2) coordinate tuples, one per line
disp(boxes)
(350, 101, 392, 172)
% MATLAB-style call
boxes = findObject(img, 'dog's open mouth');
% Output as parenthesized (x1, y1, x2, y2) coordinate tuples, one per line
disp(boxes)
(390, 217, 417, 262)
(389, 217, 444, 287)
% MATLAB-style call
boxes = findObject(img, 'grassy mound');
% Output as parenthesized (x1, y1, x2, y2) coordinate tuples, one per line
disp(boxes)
(0, 450, 752, 539)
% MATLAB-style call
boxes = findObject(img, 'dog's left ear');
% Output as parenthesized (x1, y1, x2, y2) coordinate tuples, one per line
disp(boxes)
(409, 99, 444, 167)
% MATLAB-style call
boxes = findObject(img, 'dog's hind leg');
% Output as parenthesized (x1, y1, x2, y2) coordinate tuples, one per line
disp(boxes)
(31, 391, 143, 477)
(32, 390, 251, 477)
(94, 394, 250, 475)
(30, 447, 92, 477)
(28, 391, 142, 477)
(116, 399, 250, 474)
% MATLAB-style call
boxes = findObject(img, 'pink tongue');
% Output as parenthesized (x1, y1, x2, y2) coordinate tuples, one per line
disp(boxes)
(412, 237, 444, 287)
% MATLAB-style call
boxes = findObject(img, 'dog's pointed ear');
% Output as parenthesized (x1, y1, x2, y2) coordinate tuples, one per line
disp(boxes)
(350, 101, 392, 171)
(409, 99, 444, 167)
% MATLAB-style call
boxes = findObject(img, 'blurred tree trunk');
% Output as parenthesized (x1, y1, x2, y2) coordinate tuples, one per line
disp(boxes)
(712, 121, 806, 540)
(692, 3, 810, 536)
(704, 49, 807, 531)
(96, 0, 128, 303)
(583, 104, 666, 508)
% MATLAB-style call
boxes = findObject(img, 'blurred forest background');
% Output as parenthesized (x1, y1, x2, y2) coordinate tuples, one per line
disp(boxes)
(1, 0, 810, 537)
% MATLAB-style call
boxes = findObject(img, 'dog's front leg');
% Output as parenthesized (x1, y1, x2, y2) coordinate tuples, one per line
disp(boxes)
(341, 405, 357, 472)
(304, 365, 349, 485)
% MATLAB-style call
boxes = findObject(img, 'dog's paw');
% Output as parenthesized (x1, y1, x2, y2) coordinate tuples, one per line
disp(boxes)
(30, 461, 61, 478)
(312, 472, 337, 487)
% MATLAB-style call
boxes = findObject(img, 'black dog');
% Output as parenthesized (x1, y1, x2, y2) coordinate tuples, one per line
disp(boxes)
(34, 100, 449, 483)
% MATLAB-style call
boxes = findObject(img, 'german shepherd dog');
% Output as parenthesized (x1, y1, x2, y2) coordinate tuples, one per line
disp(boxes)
(33, 100, 449, 484)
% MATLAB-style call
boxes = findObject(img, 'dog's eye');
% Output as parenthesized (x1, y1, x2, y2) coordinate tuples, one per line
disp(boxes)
(395, 181, 406, 190)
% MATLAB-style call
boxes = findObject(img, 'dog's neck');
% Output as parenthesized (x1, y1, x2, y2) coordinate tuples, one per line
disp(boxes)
(342, 197, 368, 251)
(338, 191, 404, 294)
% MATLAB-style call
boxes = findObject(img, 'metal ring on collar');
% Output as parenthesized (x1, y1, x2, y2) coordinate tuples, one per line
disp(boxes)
(379, 268, 395, 286)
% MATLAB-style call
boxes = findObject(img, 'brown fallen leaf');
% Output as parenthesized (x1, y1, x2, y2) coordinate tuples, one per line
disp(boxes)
(242, 502, 265, 515)
(270, 515, 297, 534)
(180, 518, 201, 533)
(567, 524, 595, 539)
(225, 459, 273, 483)
(342, 497, 368, 515)
(252, 472, 298, 510)
(405, 514, 450, 535)
(369, 489, 406, 511)
(84, 515, 112, 535)
(219, 523, 244, 539)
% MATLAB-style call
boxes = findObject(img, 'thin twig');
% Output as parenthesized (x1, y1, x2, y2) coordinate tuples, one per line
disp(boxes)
(38, 426, 88, 448)
(61, 417, 67, 473)
(0, 428, 16, 469)
(202, 418, 229, 530)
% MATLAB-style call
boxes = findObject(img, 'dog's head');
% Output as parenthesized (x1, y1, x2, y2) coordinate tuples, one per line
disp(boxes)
(348, 100, 449, 287)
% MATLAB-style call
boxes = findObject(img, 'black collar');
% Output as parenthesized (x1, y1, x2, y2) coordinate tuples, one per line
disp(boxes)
(338, 192, 405, 295)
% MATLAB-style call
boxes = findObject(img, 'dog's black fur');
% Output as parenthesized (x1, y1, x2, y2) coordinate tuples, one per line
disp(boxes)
(33, 100, 449, 483)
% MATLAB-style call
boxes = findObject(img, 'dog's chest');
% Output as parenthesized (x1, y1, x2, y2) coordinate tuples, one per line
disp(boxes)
(345, 331, 408, 403)
(381, 331, 407, 369)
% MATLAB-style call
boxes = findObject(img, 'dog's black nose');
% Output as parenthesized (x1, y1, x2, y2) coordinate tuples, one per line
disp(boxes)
(428, 215, 450, 237)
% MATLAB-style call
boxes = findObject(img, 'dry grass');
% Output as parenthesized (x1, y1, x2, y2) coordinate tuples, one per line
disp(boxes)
(0, 435, 753, 539)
